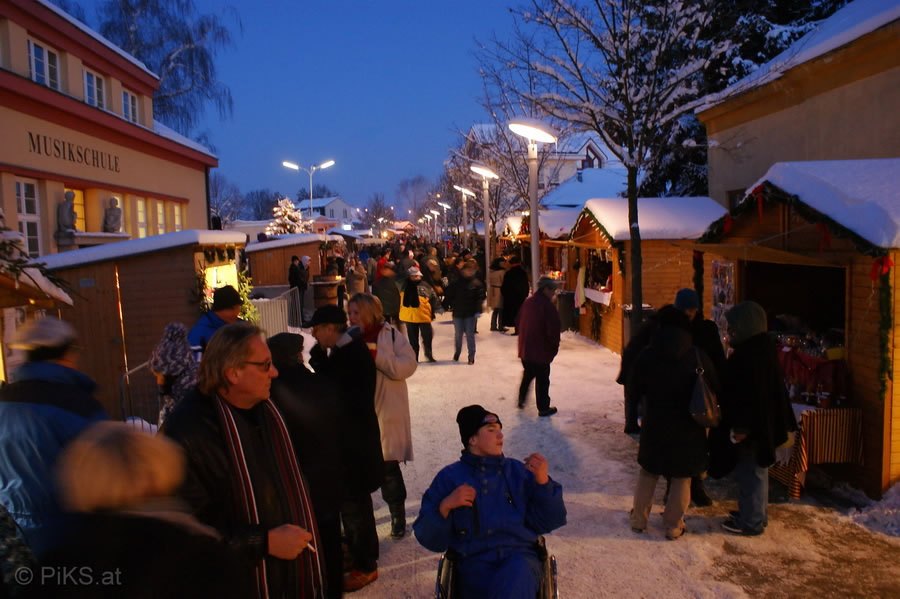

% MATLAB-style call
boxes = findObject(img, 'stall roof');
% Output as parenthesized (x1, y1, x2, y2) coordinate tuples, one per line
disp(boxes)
(40, 230, 246, 270)
(576, 197, 727, 242)
(541, 168, 627, 208)
(505, 209, 582, 240)
(699, 0, 900, 113)
(744, 159, 900, 249)
(0, 232, 73, 306)
(245, 233, 344, 253)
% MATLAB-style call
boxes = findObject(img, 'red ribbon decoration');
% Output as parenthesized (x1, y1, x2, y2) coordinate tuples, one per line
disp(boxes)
(752, 185, 765, 223)
(816, 223, 832, 252)
(870, 256, 894, 281)
(723, 213, 734, 234)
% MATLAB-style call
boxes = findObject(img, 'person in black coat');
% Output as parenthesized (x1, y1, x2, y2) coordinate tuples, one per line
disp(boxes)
(500, 255, 529, 333)
(626, 306, 719, 540)
(442, 264, 486, 364)
(372, 263, 402, 328)
(268, 333, 344, 599)
(720, 301, 796, 536)
(307, 306, 383, 592)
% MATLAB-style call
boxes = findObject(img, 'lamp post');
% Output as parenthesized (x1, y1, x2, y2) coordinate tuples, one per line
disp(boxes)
(508, 118, 557, 292)
(470, 163, 499, 283)
(438, 201, 451, 243)
(453, 185, 476, 249)
(282, 159, 335, 222)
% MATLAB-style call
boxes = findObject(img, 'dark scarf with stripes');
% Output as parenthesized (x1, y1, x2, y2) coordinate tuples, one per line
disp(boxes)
(214, 396, 325, 599)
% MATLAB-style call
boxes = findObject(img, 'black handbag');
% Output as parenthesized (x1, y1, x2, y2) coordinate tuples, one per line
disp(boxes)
(690, 348, 721, 427)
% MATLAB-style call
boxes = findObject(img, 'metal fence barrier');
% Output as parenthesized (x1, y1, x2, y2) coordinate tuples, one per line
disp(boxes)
(251, 286, 302, 335)
(119, 360, 159, 430)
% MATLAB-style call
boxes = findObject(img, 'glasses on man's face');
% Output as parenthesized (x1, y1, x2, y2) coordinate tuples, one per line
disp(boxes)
(242, 359, 273, 372)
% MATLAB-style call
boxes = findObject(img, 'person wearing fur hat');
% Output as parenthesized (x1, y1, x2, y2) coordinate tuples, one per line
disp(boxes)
(399, 266, 438, 362)
(720, 301, 796, 536)
(413, 405, 566, 598)
(188, 284, 243, 359)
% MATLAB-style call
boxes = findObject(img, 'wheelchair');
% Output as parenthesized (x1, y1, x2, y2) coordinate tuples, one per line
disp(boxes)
(434, 536, 559, 599)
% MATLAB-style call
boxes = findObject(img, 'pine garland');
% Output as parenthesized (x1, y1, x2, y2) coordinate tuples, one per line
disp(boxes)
(879, 270, 892, 399)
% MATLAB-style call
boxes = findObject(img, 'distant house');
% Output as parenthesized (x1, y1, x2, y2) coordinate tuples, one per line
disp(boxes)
(539, 168, 627, 209)
(300, 197, 358, 225)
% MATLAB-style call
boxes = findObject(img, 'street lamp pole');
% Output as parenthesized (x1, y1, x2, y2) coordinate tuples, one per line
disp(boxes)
(438, 201, 451, 244)
(453, 185, 475, 250)
(508, 118, 558, 292)
(470, 163, 499, 285)
(282, 159, 335, 223)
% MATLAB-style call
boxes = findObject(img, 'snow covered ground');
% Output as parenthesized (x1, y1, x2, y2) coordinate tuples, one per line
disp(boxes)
(303, 310, 900, 598)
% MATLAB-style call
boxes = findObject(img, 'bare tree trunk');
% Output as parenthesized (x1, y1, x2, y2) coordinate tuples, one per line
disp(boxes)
(627, 166, 643, 337)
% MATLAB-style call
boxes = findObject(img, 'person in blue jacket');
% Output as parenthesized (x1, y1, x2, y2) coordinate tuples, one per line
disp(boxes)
(413, 405, 566, 598)
(188, 284, 243, 359)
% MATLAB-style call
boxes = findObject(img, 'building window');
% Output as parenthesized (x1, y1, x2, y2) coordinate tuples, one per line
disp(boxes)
(83, 69, 105, 109)
(136, 198, 147, 238)
(28, 40, 60, 90)
(64, 188, 86, 232)
(122, 90, 138, 123)
(329, 208, 334, 218)
(343, 209, 348, 218)
(156, 202, 166, 235)
(173, 204, 183, 231)
(15, 179, 41, 257)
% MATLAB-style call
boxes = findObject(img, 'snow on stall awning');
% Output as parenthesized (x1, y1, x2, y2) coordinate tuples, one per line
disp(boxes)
(699, 0, 900, 112)
(743, 159, 900, 249)
(39, 230, 246, 270)
(245, 233, 343, 253)
(576, 197, 728, 242)
(503, 210, 583, 240)
(541, 169, 627, 209)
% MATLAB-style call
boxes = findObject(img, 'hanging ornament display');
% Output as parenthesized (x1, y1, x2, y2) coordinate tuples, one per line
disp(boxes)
(870, 256, 894, 282)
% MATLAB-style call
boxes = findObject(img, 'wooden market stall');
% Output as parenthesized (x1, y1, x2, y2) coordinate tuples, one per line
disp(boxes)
(39, 230, 246, 419)
(244, 233, 344, 285)
(567, 197, 727, 353)
(696, 159, 900, 498)
(501, 209, 582, 278)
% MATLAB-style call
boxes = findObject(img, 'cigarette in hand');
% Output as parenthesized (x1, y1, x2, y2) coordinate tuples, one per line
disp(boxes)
(306, 542, 317, 554)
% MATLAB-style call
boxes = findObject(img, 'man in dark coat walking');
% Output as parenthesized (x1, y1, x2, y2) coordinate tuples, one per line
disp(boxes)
(500, 255, 529, 334)
(516, 277, 562, 416)
(308, 306, 383, 592)
(720, 301, 796, 536)
(372, 262, 402, 329)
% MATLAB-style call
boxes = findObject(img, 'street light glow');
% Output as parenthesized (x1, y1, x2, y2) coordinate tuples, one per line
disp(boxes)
(508, 118, 558, 144)
(453, 185, 476, 197)
(470, 163, 499, 179)
(430, 210, 440, 216)
(282, 161, 300, 170)
(437, 202, 451, 210)
(318, 159, 335, 169)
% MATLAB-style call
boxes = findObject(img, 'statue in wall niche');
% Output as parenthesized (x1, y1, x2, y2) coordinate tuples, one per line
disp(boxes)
(57, 191, 77, 232)
(103, 197, 123, 233)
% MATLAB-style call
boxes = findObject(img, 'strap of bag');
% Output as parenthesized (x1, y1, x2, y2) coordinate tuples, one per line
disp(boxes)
(694, 347, 704, 375)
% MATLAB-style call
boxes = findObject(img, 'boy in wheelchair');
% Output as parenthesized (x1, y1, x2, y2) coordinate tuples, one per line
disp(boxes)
(413, 405, 567, 598)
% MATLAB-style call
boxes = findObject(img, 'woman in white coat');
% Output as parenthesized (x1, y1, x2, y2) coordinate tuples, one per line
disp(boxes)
(347, 292, 418, 539)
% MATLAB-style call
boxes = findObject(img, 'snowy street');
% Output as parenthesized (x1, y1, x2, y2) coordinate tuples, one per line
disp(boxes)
(346, 311, 900, 598)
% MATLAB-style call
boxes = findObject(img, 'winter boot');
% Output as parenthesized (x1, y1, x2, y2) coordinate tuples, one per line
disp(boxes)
(389, 505, 406, 539)
(690, 477, 713, 507)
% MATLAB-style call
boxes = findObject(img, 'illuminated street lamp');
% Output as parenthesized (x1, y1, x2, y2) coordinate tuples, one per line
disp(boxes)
(453, 185, 476, 248)
(507, 117, 558, 291)
(282, 159, 336, 220)
(470, 162, 499, 281)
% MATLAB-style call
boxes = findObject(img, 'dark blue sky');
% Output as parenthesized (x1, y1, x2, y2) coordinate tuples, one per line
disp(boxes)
(111, 1, 520, 209)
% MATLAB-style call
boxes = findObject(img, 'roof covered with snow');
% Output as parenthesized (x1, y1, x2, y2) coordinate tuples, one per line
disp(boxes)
(152, 121, 216, 158)
(541, 168, 628, 208)
(700, 0, 900, 112)
(504, 209, 583, 240)
(578, 197, 728, 241)
(301, 197, 345, 209)
(745, 159, 900, 249)
(245, 233, 344, 253)
(40, 230, 246, 270)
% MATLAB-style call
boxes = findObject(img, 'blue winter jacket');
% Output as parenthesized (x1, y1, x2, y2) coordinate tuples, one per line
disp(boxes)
(413, 451, 566, 558)
(0, 362, 106, 557)
(187, 311, 228, 355)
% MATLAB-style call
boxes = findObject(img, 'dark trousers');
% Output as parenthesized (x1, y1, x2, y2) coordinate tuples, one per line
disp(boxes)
(404, 322, 434, 360)
(317, 512, 344, 599)
(624, 388, 641, 429)
(518, 360, 552, 411)
(341, 492, 379, 572)
(381, 460, 407, 516)
(491, 308, 503, 330)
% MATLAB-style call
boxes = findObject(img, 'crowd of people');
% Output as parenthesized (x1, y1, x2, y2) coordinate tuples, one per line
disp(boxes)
(0, 232, 798, 598)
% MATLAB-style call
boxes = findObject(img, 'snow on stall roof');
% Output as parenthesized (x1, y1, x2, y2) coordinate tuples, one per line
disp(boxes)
(39, 230, 246, 270)
(700, 0, 900, 112)
(542, 168, 627, 208)
(152, 121, 216, 157)
(36, 0, 158, 80)
(245, 233, 344, 253)
(746, 159, 900, 249)
(502, 209, 582, 239)
(581, 197, 727, 241)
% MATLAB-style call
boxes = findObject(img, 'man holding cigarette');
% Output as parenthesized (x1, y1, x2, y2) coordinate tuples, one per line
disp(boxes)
(163, 323, 325, 599)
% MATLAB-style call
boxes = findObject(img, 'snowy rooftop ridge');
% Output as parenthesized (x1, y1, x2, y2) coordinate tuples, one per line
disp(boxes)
(577, 197, 728, 241)
(541, 168, 628, 208)
(503, 209, 583, 240)
(152, 121, 216, 158)
(245, 233, 344, 253)
(743, 159, 900, 249)
(36, 0, 158, 80)
(40, 230, 246, 270)
(699, 0, 900, 112)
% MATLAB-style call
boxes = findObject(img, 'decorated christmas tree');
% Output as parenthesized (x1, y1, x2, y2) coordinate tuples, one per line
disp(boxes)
(265, 198, 309, 235)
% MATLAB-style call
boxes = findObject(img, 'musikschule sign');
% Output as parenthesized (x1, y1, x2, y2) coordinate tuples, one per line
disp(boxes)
(27, 131, 121, 173)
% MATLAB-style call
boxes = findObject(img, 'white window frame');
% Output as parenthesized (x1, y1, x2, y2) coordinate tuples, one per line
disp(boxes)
(28, 40, 60, 90)
(156, 202, 166, 235)
(122, 89, 138, 123)
(15, 179, 41, 257)
(136, 198, 147, 238)
(83, 68, 105, 109)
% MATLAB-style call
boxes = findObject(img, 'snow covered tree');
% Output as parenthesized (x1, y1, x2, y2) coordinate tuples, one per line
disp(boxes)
(493, 0, 729, 330)
(265, 198, 305, 236)
(92, 0, 240, 136)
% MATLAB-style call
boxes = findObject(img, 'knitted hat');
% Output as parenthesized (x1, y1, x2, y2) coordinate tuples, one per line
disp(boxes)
(673, 288, 699, 312)
(408, 266, 422, 277)
(725, 300, 768, 345)
(537, 276, 558, 290)
(267, 332, 303, 371)
(456, 405, 501, 447)
(301, 256, 311, 266)
(309, 305, 347, 327)
(211, 285, 242, 311)
(10, 317, 77, 351)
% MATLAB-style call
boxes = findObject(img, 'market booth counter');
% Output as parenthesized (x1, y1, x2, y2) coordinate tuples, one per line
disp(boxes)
(40, 230, 247, 420)
(566, 196, 727, 353)
(696, 159, 900, 498)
